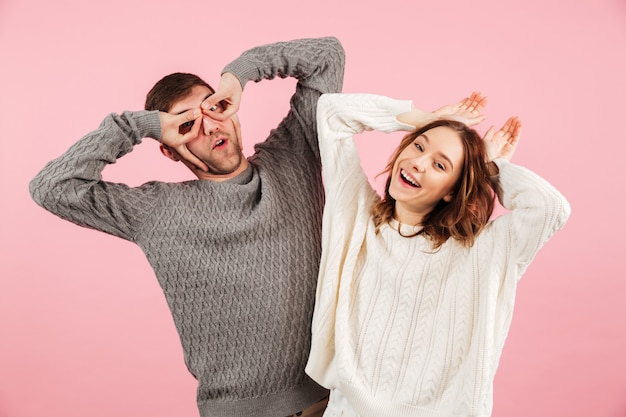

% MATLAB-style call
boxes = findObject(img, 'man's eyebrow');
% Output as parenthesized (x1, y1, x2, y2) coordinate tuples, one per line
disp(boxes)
(174, 93, 213, 115)
(420, 133, 455, 170)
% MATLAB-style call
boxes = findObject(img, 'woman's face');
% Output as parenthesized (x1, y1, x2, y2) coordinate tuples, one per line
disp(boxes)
(389, 126, 465, 225)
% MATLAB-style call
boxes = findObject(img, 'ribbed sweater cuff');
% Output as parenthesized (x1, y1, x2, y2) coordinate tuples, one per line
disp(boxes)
(134, 110, 162, 141)
(222, 61, 258, 91)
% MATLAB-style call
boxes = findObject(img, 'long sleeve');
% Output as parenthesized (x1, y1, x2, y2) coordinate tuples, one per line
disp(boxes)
(223, 37, 345, 158)
(29, 111, 163, 241)
(488, 158, 571, 277)
(307, 93, 414, 388)
(316, 93, 413, 195)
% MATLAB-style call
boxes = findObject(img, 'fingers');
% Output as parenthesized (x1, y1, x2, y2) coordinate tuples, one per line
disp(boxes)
(176, 145, 209, 172)
(184, 108, 201, 122)
(200, 95, 221, 112)
(181, 111, 207, 172)
(186, 110, 203, 137)
(201, 72, 242, 121)
(200, 91, 224, 110)
(201, 94, 228, 120)
(457, 92, 488, 127)
(160, 109, 209, 172)
(500, 116, 521, 137)
(505, 116, 522, 146)
(473, 114, 488, 125)
(177, 108, 202, 135)
(462, 91, 488, 113)
(468, 91, 485, 106)
(201, 94, 239, 121)
(489, 117, 522, 162)
(474, 93, 488, 112)
(160, 109, 201, 147)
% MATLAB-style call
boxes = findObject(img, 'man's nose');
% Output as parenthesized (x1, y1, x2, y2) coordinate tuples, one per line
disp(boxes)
(202, 116, 220, 136)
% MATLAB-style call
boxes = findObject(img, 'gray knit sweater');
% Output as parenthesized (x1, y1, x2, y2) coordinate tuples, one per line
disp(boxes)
(29, 37, 345, 417)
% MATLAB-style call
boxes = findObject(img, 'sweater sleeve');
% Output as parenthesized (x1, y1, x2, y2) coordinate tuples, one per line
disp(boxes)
(222, 37, 345, 158)
(316, 93, 414, 195)
(307, 93, 414, 387)
(490, 158, 571, 277)
(29, 111, 163, 241)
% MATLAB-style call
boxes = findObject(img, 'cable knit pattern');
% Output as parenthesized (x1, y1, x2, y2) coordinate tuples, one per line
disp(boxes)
(29, 37, 344, 417)
(306, 94, 571, 417)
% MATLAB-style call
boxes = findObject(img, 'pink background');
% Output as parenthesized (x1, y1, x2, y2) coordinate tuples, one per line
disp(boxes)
(1, 0, 625, 416)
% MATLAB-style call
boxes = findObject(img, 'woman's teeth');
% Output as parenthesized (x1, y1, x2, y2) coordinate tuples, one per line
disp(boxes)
(401, 169, 419, 187)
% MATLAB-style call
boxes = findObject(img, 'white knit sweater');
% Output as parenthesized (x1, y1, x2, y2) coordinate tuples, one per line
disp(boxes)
(306, 94, 571, 417)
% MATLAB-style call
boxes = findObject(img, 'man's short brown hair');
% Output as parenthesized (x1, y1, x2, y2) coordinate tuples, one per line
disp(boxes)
(145, 73, 214, 112)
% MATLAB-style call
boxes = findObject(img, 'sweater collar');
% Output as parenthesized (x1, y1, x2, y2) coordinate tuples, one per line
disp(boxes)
(198, 163, 254, 186)
(389, 218, 422, 236)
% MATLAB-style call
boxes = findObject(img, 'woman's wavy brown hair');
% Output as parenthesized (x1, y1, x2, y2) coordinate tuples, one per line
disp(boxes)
(371, 119, 500, 249)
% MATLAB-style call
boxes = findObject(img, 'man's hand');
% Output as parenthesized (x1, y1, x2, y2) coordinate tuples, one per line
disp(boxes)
(201, 72, 242, 121)
(483, 116, 522, 162)
(434, 91, 488, 126)
(159, 109, 209, 172)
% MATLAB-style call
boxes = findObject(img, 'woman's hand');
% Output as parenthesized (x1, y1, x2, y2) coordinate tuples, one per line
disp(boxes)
(434, 91, 488, 126)
(483, 116, 522, 162)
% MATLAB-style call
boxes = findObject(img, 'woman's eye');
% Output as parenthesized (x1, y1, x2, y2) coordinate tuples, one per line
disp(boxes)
(178, 120, 195, 134)
(414, 143, 423, 151)
(435, 162, 445, 170)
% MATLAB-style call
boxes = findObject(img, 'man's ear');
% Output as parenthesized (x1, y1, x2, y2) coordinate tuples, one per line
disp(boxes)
(160, 144, 180, 161)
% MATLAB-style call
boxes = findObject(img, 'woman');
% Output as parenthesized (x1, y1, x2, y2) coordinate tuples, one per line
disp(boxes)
(305, 93, 570, 417)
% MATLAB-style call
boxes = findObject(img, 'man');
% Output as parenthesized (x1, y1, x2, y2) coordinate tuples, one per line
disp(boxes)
(29, 37, 344, 417)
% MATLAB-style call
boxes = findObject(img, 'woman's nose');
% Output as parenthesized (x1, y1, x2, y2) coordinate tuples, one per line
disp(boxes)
(411, 156, 426, 173)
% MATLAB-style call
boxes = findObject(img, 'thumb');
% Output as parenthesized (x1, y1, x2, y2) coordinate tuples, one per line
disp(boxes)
(483, 125, 496, 141)
(201, 95, 232, 121)
(201, 91, 226, 109)
(201, 91, 224, 109)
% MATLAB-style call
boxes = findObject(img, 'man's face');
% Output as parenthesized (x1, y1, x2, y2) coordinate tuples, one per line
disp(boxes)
(166, 85, 247, 181)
